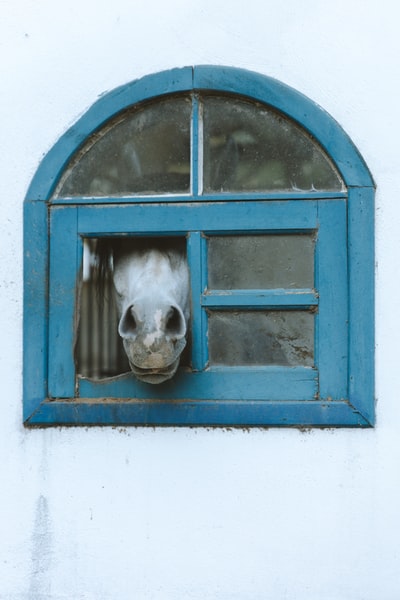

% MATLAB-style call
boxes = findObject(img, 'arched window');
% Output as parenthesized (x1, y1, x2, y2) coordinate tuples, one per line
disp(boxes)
(24, 66, 374, 426)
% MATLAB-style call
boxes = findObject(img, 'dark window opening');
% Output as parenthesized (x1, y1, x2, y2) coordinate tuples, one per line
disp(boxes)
(76, 236, 190, 379)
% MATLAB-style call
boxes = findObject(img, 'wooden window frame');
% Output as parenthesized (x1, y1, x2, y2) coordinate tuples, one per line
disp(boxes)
(23, 66, 375, 427)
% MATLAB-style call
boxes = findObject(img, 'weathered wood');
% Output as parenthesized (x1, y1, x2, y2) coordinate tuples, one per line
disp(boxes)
(23, 67, 375, 426)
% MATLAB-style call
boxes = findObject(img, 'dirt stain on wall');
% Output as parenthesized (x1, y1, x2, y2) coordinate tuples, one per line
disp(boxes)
(28, 495, 53, 598)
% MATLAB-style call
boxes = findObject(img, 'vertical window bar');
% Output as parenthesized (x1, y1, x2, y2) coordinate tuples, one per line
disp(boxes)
(315, 200, 348, 400)
(75, 234, 84, 388)
(187, 231, 208, 370)
(49, 207, 79, 398)
(191, 94, 203, 196)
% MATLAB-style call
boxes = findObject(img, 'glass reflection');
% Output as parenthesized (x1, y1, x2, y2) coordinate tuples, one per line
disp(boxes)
(208, 235, 314, 289)
(208, 311, 314, 367)
(56, 96, 191, 196)
(202, 95, 343, 192)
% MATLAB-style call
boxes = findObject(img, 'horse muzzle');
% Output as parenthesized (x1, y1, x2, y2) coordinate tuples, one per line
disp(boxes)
(128, 356, 180, 384)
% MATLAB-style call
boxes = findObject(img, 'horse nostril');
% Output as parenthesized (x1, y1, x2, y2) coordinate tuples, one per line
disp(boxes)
(166, 306, 179, 331)
(118, 305, 138, 338)
(166, 306, 185, 338)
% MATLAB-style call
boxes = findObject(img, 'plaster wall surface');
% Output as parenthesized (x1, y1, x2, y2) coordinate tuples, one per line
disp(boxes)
(1, 1, 399, 598)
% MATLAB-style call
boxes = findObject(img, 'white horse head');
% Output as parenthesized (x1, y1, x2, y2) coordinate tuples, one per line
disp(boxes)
(111, 240, 189, 384)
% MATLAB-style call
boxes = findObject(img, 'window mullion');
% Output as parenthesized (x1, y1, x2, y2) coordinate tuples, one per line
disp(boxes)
(191, 94, 202, 197)
(187, 231, 208, 370)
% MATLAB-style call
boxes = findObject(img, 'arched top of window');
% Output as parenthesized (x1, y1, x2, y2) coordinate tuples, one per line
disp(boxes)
(26, 66, 374, 201)
(24, 66, 375, 427)
(54, 93, 343, 197)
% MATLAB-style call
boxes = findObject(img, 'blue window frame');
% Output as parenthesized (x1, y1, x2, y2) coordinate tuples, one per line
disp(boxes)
(24, 66, 375, 427)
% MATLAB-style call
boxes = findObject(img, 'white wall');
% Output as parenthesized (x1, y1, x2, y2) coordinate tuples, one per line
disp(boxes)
(1, 1, 399, 598)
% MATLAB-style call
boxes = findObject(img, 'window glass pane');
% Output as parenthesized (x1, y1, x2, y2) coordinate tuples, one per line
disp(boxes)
(202, 96, 343, 193)
(208, 311, 314, 366)
(208, 234, 314, 289)
(56, 96, 191, 197)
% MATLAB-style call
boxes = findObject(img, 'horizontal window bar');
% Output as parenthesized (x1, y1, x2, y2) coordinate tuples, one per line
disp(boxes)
(27, 398, 370, 427)
(77, 366, 317, 401)
(202, 289, 318, 308)
(76, 201, 319, 234)
(51, 191, 347, 205)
